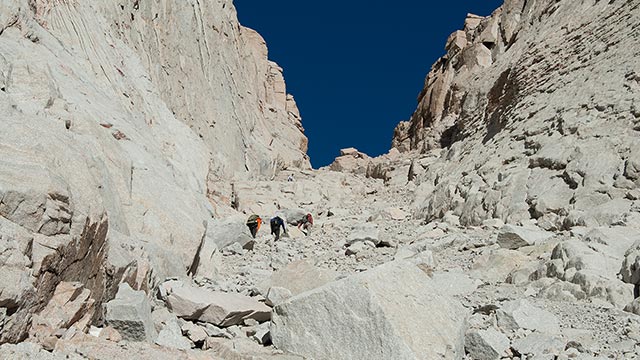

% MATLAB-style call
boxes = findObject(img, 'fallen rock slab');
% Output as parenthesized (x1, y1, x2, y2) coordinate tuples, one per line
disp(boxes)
(345, 240, 374, 255)
(206, 218, 255, 251)
(29, 282, 94, 349)
(181, 322, 208, 344)
(155, 319, 192, 350)
(470, 248, 532, 283)
(105, 283, 157, 342)
(163, 281, 270, 327)
(381, 207, 408, 221)
(270, 260, 468, 359)
(465, 328, 510, 360)
(0, 342, 83, 360)
(266, 260, 337, 296)
(624, 298, 640, 315)
(497, 225, 553, 249)
(497, 299, 560, 334)
(346, 223, 380, 246)
(265, 286, 292, 307)
(512, 332, 564, 358)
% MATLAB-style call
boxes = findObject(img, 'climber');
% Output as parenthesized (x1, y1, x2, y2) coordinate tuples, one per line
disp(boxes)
(296, 213, 313, 236)
(287, 174, 295, 182)
(270, 216, 287, 241)
(246, 214, 262, 238)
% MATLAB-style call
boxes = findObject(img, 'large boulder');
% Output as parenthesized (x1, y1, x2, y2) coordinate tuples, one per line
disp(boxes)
(278, 209, 309, 226)
(512, 332, 565, 358)
(464, 328, 510, 360)
(188, 221, 222, 280)
(497, 225, 553, 249)
(546, 234, 636, 307)
(470, 248, 532, 283)
(0, 342, 83, 360)
(624, 298, 640, 316)
(266, 260, 338, 296)
(162, 281, 270, 327)
(270, 260, 468, 359)
(105, 283, 157, 342)
(346, 223, 381, 246)
(496, 299, 560, 334)
(29, 282, 94, 349)
(155, 319, 192, 350)
(620, 240, 640, 285)
(206, 217, 256, 251)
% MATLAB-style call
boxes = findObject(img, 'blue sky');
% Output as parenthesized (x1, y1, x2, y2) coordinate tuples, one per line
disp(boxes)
(235, 1, 504, 167)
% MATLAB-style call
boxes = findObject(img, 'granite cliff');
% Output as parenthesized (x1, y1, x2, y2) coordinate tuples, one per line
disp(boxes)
(0, 0, 307, 345)
(2, 0, 640, 359)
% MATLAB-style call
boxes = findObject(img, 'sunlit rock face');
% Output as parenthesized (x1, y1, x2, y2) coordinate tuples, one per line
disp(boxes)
(0, 0, 308, 343)
(387, 0, 640, 227)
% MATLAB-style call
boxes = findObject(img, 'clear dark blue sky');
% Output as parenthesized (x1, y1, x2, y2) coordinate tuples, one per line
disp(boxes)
(235, 1, 504, 168)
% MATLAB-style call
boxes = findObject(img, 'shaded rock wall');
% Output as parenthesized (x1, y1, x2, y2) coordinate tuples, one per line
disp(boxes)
(0, 0, 308, 343)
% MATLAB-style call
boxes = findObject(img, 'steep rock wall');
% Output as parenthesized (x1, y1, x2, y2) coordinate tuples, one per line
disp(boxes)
(0, 0, 307, 343)
(391, 0, 640, 227)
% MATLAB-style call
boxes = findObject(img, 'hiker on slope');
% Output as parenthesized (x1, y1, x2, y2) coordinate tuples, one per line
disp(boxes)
(270, 215, 286, 241)
(296, 213, 313, 236)
(246, 214, 262, 238)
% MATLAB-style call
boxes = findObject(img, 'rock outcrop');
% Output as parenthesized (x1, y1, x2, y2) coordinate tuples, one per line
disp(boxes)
(270, 260, 468, 360)
(105, 283, 156, 342)
(388, 0, 640, 228)
(0, 0, 307, 345)
(3, 0, 640, 359)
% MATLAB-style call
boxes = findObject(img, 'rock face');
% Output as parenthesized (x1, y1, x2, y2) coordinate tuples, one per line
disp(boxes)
(162, 281, 270, 327)
(465, 328, 510, 360)
(270, 260, 468, 360)
(29, 282, 94, 349)
(497, 225, 553, 249)
(496, 299, 560, 334)
(105, 284, 157, 342)
(328, 148, 371, 175)
(388, 0, 640, 228)
(2, 0, 640, 359)
(0, 0, 308, 344)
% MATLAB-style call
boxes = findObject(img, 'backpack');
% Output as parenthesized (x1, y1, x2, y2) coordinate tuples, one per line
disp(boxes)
(247, 214, 260, 225)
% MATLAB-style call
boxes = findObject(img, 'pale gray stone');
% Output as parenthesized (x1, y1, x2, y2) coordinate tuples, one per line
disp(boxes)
(482, 218, 505, 229)
(204, 323, 233, 339)
(346, 223, 381, 246)
(345, 240, 373, 255)
(512, 332, 565, 358)
(394, 241, 434, 261)
(188, 222, 222, 280)
(265, 287, 293, 307)
(163, 281, 270, 327)
(497, 225, 553, 249)
(105, 283, 157, 342)
(266, 260, 338, 296)
(624, 298, 640, 316)
(497, 299, 560, 334)
(271, 260, 467, 360)
(0, 342, 83, 360)
(621, 247, 640, 285)
(470, 248, 532, 283)
(181, 322, 208, 344)
(465, 328, 510, 360)
(252, 322, 271, 345)
(207, 218, 256, 251)
(155, 319, 192, 350)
